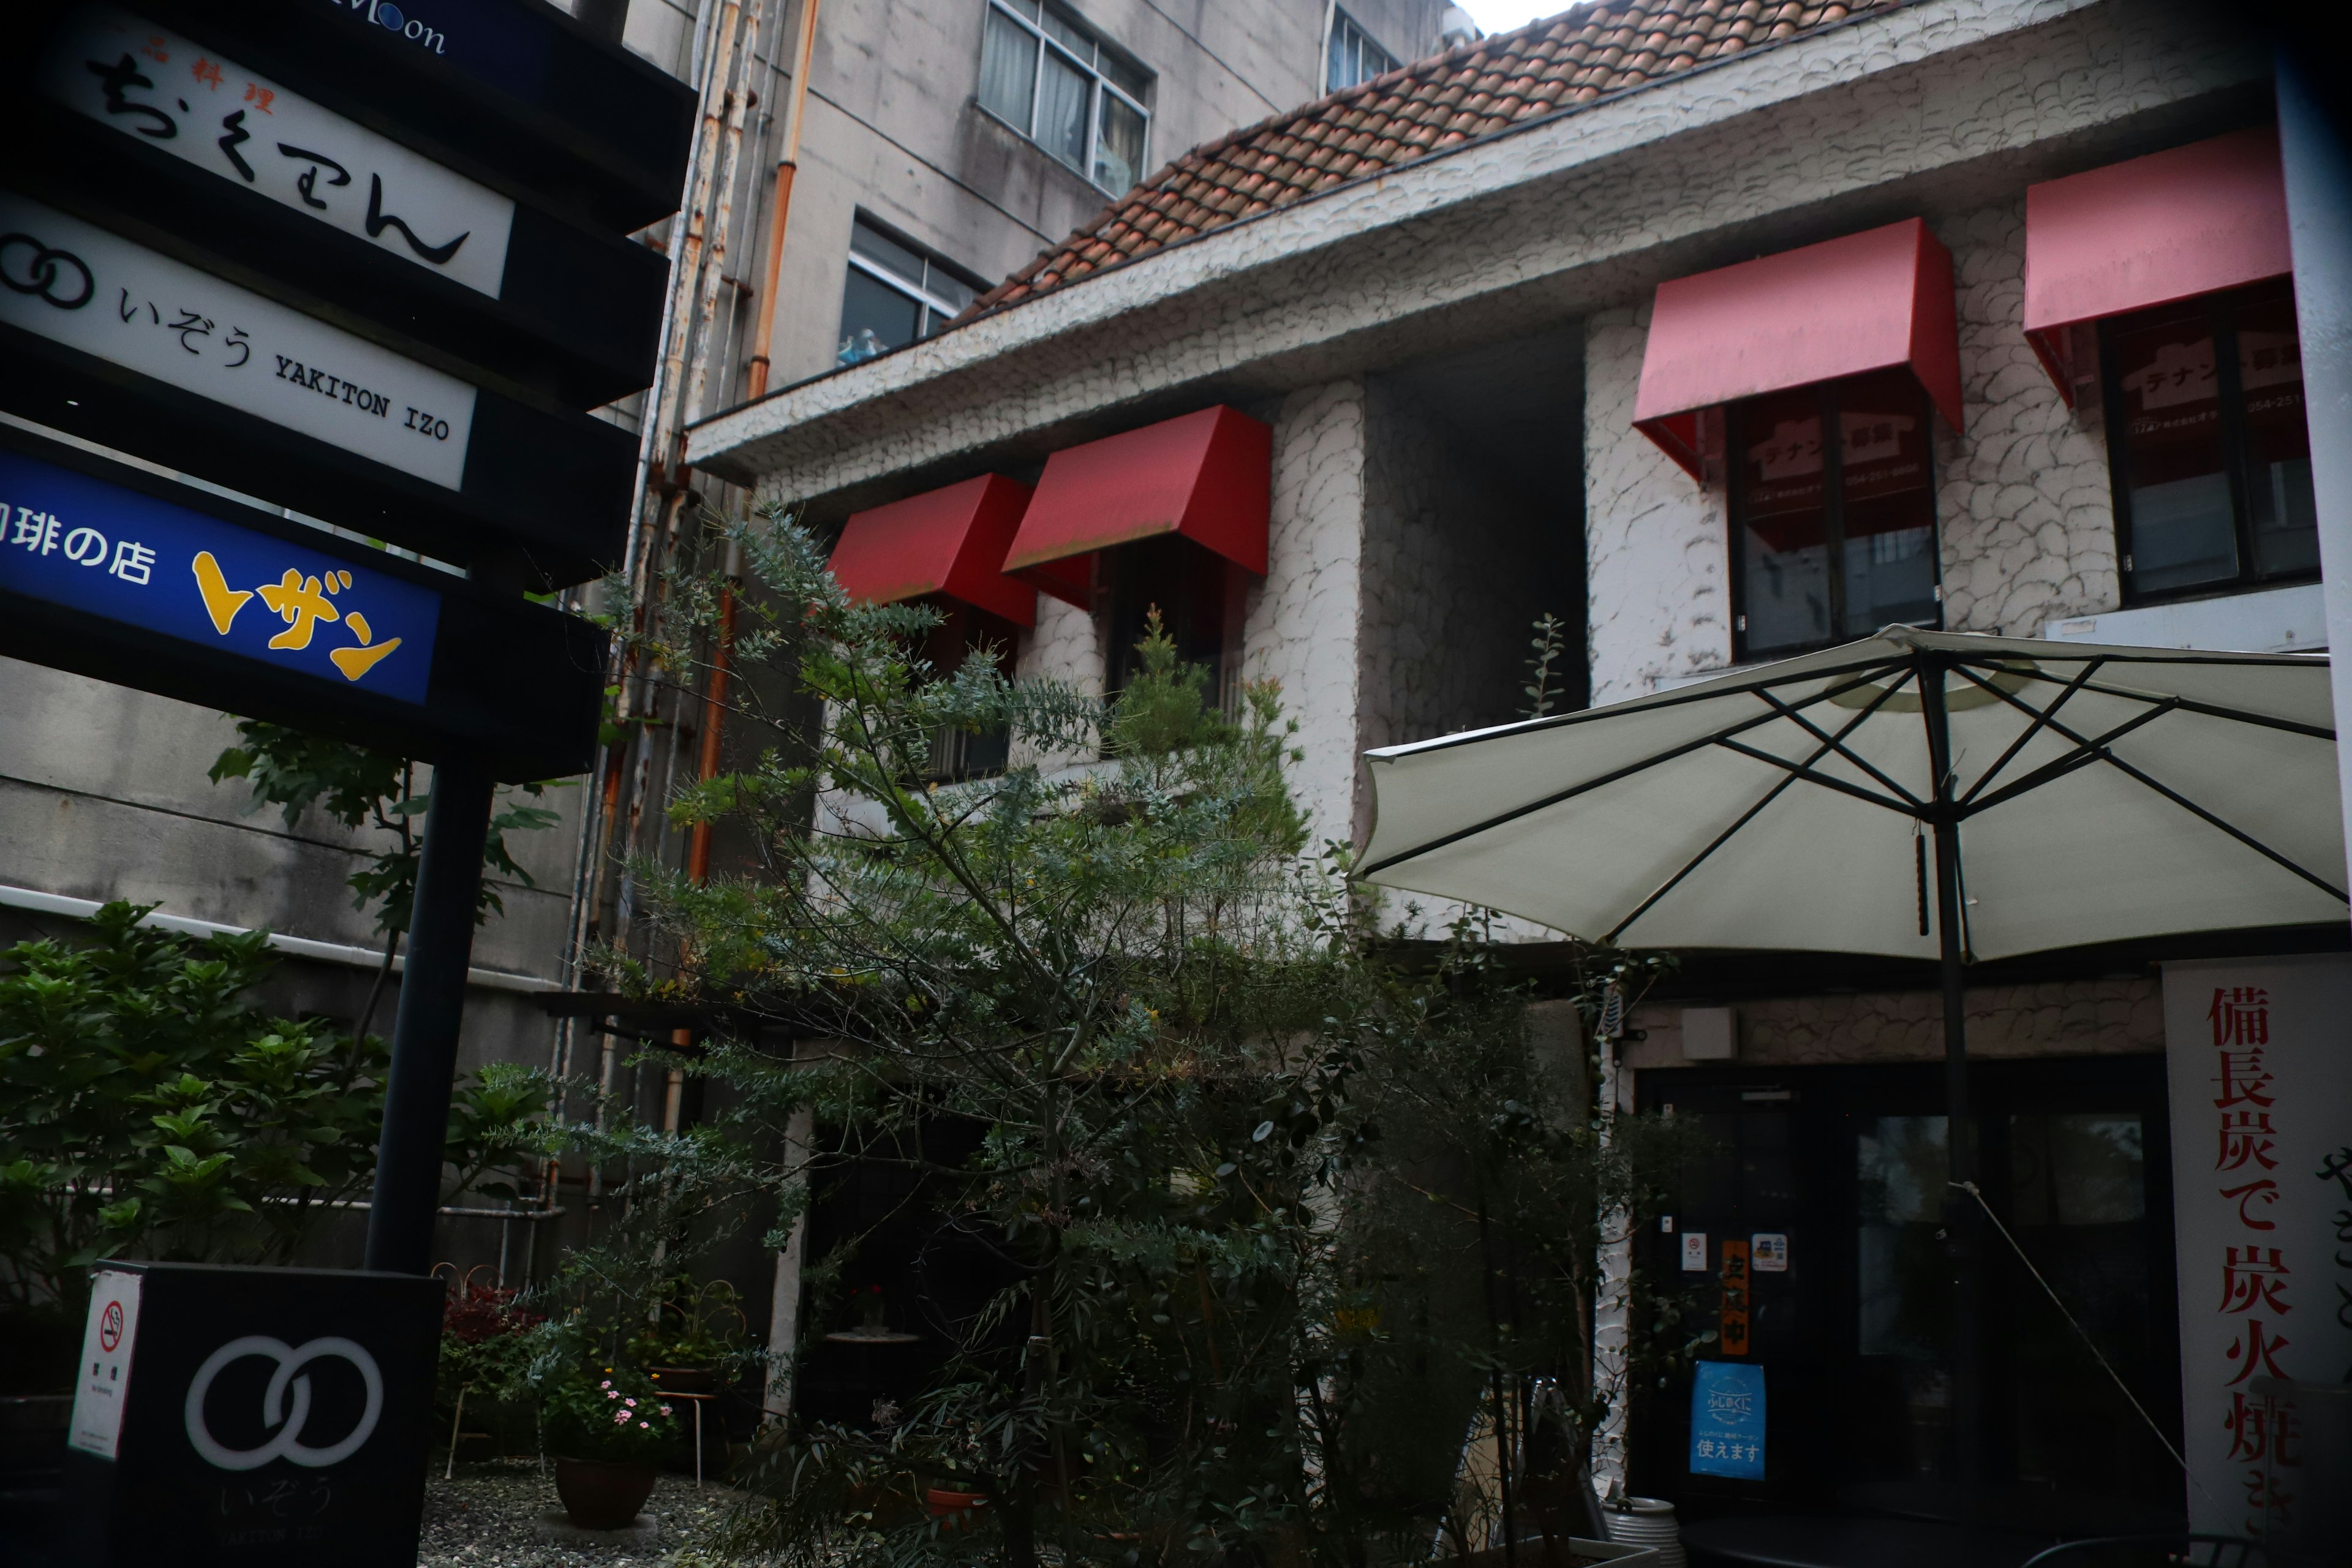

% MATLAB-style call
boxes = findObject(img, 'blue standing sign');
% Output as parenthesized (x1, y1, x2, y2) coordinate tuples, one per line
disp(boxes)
(1689, 1359, 1766, 1479)
(0, 448, 439, 705)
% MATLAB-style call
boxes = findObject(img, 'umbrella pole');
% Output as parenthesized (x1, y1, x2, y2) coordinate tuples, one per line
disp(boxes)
(1920, 655, 1981, 1496)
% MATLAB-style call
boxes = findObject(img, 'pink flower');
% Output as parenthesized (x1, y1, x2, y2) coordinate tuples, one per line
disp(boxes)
(612, 1411, 632, 1425)
(605, 1390, 619, 1400)
(658, 1405, 673, 1416)
(599, 1380, 612, 1389)
(638, 1421, 650, 1429)
(625, 1398, 637, 1407)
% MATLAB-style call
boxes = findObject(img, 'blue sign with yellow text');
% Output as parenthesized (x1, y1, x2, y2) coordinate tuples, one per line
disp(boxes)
(1689, 1359, 1765, 1479)
(0, 450, 437, 704)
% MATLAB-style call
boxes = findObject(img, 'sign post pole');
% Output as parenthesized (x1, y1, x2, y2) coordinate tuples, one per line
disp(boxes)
(362, 752, 495, 1276)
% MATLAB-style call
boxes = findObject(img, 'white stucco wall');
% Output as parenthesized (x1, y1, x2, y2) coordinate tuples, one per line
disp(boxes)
(1242, 379, 1371, 853)
(1584, 301, 1732, 705)
(1932, 197, 2120, 636)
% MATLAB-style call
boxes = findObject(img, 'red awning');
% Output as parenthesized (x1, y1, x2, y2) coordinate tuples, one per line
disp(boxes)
(2022, 127, 2291, 402)
(1004, 406, 1271, 608)
(1633, 218, 1962, 478)
(827, 474, 1036, 627)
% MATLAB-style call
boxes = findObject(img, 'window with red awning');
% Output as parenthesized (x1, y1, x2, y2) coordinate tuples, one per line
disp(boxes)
(826, 473, 1037, 627)
(1633, 217, 1964, 478)
(1003, 405, 1270, 699)
(2022, 127, 2292, 404)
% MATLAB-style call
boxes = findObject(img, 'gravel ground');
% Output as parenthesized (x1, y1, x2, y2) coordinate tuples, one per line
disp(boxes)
(418, 1458, 756, 1567)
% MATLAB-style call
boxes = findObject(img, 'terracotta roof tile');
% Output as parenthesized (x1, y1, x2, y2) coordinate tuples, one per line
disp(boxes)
(960, 0, 1898, 322)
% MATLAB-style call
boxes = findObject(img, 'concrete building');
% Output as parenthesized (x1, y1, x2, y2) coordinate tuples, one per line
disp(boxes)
(619, 0, 1463, 411)
(684, 0, 2340, 1523)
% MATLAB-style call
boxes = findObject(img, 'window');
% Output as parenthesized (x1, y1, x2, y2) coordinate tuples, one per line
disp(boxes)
(976, 1, 1151, 194)
(2101, 281, 2318, 602)
(1728, 369, 1940, 660)
(835, 218, 980, 368)
(1103, 534, 1238, 711)
(1325, 9, 1398, 92)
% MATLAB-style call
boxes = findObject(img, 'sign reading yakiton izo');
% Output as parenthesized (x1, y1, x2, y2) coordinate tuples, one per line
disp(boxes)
(64, 1262, 443, 1567)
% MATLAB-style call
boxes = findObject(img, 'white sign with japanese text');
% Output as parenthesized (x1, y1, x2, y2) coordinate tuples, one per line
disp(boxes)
(42, 6, 515, 297)
(0, 194, 477, 491)
(68, 1268, 143, 1460)
(2162, 956, 2352, 1538)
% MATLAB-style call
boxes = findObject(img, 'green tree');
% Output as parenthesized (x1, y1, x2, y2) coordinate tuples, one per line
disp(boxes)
(0, 903, 549, 1379)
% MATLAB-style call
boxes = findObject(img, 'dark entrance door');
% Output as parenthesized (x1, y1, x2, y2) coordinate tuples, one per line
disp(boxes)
(1629, 1056, 2184, 1525)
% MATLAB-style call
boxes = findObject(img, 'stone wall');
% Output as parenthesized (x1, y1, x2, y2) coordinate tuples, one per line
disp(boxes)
(1622, 978, 2163, 1070)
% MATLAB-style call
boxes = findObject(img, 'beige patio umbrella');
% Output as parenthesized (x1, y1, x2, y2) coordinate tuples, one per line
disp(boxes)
(1357, 625, 2344, 1490)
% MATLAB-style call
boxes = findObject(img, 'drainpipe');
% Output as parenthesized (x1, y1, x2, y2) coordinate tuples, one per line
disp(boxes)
(743, 0, 821, 401)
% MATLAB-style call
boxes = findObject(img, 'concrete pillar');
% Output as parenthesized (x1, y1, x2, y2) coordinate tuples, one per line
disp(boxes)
(2279, 55, 2352, 898)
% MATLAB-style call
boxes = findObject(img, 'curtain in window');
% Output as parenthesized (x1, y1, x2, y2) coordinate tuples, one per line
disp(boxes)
(1036, 47, 1090, 170)
(1095, 93, 1144, 192)
(978, 7, 1038, 129)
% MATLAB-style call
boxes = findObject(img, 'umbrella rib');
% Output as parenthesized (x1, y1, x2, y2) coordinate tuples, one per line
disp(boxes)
(1956, 696, 2181, 817)
(1366, 655, 1914, 756)
(1709, 737, 1921, 815)
(1988, 664, 2335, 742)
(1957, 658, 2104, 808)
(1752, 689, 1923, 807)
(1356, 662, 1912, 876)
(1602, 676, 1919, 942)
(1954, 669, 2348, 902)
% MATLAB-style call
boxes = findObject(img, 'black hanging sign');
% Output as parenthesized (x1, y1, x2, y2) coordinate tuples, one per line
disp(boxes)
(0, 423, 606, 780)
(0, 190, 633, 587)
(7, 5, 667, 406)
(92, 0, 699, 235)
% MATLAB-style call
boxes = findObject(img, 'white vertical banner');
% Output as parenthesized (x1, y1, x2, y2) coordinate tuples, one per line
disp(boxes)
(67, 1268, 143, 1460)
(2162, 955, 2352, 1537)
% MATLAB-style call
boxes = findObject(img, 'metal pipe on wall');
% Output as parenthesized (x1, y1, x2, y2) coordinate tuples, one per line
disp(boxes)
(744, 0, 820, 401)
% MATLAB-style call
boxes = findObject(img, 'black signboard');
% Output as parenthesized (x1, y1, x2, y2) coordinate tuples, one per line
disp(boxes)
(61, 1261, 442, 1568)
(5, 12, 668, 407)
(0, 187, 635, 589)
(19, 0, 697, 236)
(0, 423, 606, 781)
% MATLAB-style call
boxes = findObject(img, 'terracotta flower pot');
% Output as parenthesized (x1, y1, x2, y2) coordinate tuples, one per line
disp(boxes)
(649, 1365, 718, 1394)
(554, 1456, 658, 1529)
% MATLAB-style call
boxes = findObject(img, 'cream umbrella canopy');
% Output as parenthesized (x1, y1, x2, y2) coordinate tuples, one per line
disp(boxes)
(1357, 626, 2345, 1489)
(1359, 627, 2345, 961)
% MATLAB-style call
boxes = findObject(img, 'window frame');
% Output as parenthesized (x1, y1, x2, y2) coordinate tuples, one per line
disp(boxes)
(2097, 280, 2320, 609)
(1725, 377, 1945, 664)
(1324, 8, 1400, 94)
(976, 0, 1152, 195)
(836, 216, 983, 366)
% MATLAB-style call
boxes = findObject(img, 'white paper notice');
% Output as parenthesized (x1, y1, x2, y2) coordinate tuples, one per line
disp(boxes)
(68, 1269, 143, 1460)
(1751, 1232, 1789, 1272)
(42, 6, 516, 296)
(1680, 1231, 1709, 1272)
(0, 194, 477, 490)
(2162, 956, 2352, 1538)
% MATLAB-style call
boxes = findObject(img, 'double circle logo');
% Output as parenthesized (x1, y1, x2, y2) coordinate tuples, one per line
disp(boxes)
(183, 1336, 383, 1471)
(0, 233, 94, 311)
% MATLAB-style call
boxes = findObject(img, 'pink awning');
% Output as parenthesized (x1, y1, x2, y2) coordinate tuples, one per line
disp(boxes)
(2022, 127, 2291, 402)
(1004, 406, 1271, 608)
(827, 474, 1036, 627)
(1634, 219, 1962, 478)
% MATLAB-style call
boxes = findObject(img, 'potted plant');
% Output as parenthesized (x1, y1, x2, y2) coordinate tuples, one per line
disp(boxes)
(538, 1365, 683, 1529)
(627, 1276, 748, 1395)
